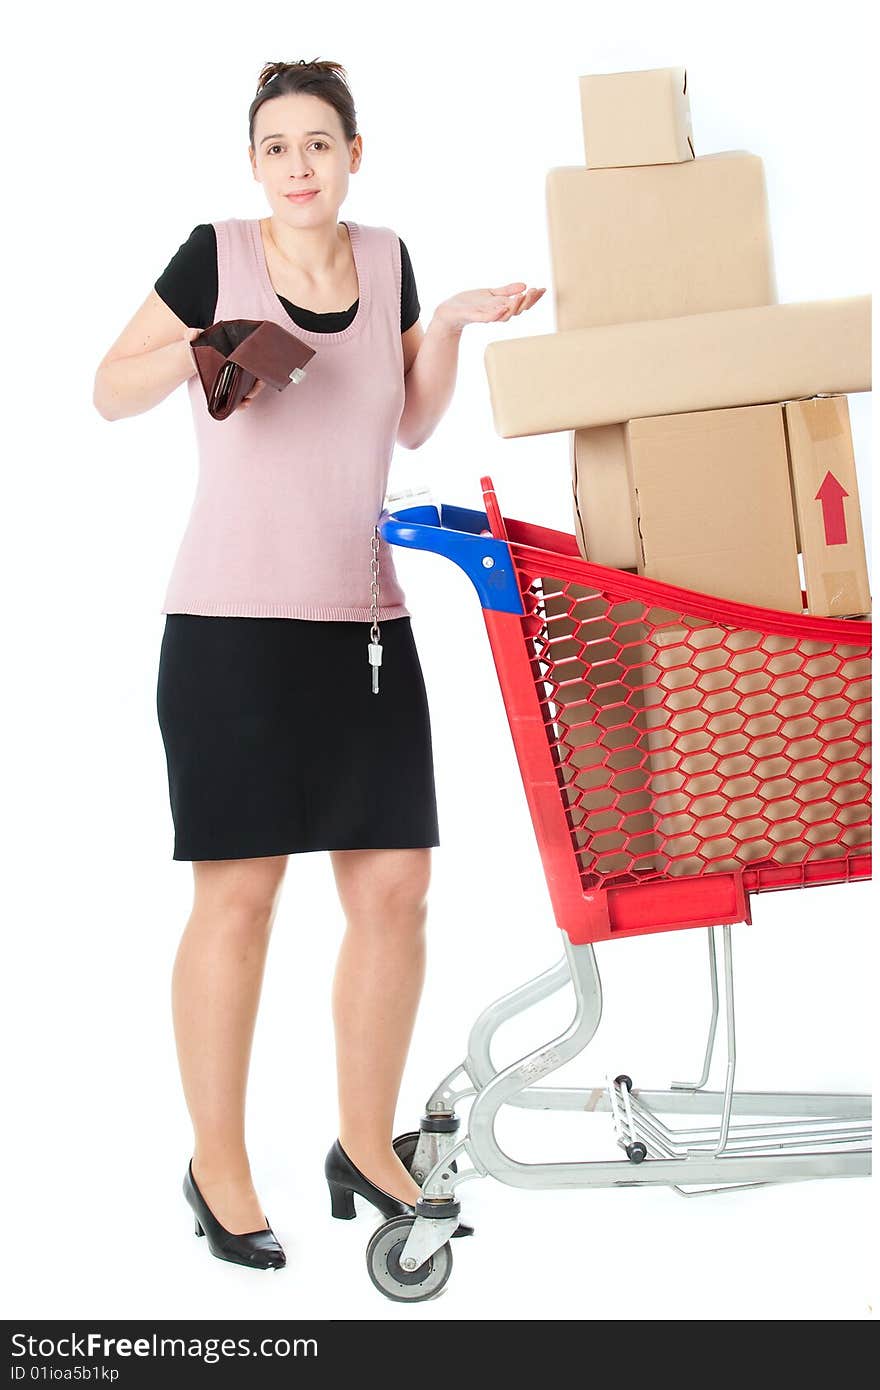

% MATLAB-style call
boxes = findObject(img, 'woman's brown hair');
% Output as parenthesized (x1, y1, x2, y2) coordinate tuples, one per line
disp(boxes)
(248, 59, 358, 150)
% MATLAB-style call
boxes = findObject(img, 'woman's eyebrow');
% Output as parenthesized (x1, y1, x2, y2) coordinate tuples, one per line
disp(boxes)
(260, 130, 335, 145)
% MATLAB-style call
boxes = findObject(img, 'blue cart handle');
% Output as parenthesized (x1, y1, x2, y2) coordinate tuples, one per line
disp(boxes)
(378, 498, 525, 614)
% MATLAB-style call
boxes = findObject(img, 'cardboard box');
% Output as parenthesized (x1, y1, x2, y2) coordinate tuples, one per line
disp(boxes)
(783, 396, 871, 618)
(579, 67, 694, 169)
(643, 624, 871, 875)
(547, 153, 776, 331)
(570, 426, 640, 569)
(483, 295, 872, 437)
(625, 404, 803, 612)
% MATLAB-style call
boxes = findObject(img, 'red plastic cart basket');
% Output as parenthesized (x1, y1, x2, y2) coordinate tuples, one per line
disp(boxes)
(386, 474, 871, 945)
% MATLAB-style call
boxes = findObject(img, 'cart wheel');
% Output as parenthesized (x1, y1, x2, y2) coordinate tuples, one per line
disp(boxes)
(392, 1131, 458, 1181)
(366, 1216, 453, 1303)
(614, 1074, 633, 1092)
(626, 1141, 647, 1163)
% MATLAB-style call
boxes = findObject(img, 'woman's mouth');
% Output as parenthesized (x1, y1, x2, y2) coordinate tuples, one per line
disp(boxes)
(285, 190, 318, 203)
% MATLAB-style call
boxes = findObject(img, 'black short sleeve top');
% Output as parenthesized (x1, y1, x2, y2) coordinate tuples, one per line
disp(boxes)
(154, 222, 421, 334)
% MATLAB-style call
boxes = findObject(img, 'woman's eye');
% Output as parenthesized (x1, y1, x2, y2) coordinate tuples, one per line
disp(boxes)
(267, 142, 328, 154)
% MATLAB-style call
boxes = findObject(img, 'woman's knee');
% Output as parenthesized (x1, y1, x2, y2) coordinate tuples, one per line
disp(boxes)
(331, 847, 432, 923)
(191, 855, 288, 933)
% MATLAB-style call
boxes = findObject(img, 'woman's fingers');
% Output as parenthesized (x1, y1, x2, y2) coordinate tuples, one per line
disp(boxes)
(494, 286, 546, 319)
(510, 287, 546, 316)
(238, 378, 267, 409)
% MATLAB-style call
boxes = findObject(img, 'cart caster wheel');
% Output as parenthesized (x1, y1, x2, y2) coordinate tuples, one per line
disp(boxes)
(614, 1074, 633, 1092)
(626, 1141, 647, 1163)
(366, 1216, 453, 1303)
(392, 1130, 457, 1182)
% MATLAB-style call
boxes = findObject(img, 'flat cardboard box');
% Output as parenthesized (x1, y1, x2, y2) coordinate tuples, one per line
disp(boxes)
(625, 404, 803, 612)
(483, 296, 872, 437)
(579, 67, 694, 168)
(547, 153, 776, 331)
(570, 426, 640, 569)
(783, 396, 871, 618)
(643, 624, 870, 875)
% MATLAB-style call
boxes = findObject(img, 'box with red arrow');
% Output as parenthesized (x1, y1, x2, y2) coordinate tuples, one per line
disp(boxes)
(783, 395, 871, 618)
(618, 396, 870, 620)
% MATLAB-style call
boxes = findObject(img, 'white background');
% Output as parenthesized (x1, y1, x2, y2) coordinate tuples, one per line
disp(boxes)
(3, 0, 875, 1323)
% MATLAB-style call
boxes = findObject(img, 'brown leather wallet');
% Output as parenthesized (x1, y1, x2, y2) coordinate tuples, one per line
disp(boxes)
(190, 319, 316, 420)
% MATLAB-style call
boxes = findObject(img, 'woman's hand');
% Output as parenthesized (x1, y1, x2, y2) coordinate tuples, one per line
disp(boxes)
(434, 282, 546, 334)
(237, 378, 266, 410)
(181, 325, 201, 379)
(181, 326, 264, 409)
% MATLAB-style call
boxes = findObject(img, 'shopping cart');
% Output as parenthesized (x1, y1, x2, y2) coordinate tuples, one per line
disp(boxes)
(366, 475, 871, 1303)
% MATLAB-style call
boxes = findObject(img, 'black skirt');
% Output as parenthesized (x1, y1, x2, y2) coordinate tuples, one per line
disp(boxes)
(156, 614, 440, 860)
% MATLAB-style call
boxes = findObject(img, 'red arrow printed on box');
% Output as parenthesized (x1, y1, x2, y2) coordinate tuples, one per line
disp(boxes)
(814, 471, 849, 546)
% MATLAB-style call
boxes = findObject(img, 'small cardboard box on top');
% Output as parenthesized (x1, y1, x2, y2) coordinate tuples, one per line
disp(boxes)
(579, 67, 694, 169)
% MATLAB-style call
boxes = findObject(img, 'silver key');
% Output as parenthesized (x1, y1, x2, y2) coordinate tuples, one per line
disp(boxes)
(368, 640, 383, 694)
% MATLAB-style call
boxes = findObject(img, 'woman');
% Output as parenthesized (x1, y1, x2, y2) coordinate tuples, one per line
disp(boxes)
(93, 57, 544, 1271)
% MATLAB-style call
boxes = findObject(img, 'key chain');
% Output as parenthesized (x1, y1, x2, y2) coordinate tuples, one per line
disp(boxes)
(368, 523, 382, 693)
(366, 489, 432, 694)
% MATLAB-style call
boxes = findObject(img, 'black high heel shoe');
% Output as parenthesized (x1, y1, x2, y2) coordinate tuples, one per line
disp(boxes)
(324, 1138, 474, 1238)
(183, 1159, 286, 1270)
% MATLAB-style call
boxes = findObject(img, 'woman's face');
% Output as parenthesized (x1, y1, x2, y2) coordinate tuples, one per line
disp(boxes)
(250, 92, 361, 225)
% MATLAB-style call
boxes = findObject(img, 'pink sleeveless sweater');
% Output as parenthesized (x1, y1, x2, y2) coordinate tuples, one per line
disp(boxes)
(160, 217, 411, 620)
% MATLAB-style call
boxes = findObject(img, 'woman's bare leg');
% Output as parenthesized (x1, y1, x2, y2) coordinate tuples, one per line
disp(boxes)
(328, 847, 431, 1206)
(171, 854, 288, 1233)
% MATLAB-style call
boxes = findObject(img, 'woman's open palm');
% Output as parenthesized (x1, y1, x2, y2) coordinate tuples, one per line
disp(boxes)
(439, 282, 546, 333)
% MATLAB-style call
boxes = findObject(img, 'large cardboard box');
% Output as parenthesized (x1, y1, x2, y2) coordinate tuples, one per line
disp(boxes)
(547, 154, 776, 331)
(579, 67, 694, 169)
(624, 404, 803, 612)
(783, 396, 871, 618)
(483, 295, 872, 438)
(570, 426, 640, 569)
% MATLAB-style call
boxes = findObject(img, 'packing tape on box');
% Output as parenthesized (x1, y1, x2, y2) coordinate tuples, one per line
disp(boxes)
(804, 398, 848, 443)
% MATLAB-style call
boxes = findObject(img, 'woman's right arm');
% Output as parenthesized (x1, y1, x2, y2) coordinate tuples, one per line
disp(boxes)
(92, 289, 200, 422)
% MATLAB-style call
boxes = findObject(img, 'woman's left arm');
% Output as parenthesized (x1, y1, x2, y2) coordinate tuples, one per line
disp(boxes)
(396, 281, 545, 449)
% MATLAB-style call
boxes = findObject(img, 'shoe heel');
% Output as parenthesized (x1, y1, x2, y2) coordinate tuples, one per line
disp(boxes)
(194, 1216, 204, 1237)
(328, 1180, 356, 1220)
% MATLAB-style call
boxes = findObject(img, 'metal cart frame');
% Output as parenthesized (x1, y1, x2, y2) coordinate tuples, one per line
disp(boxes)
(364, 477, 871, 1302)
